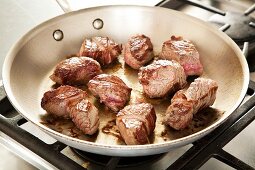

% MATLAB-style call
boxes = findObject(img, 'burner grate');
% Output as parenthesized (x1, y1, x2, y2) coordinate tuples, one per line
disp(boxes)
(72, 148, 164, 168)
(209, 12, 255, 44)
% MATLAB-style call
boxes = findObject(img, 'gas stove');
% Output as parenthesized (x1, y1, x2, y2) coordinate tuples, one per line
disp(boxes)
(1, 0, 255, 170)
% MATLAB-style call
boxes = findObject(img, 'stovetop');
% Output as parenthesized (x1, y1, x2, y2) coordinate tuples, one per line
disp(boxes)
(1, 0, 255, 170)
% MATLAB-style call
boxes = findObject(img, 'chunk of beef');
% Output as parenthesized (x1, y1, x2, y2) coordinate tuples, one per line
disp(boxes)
(41, 85, 99, 135)
(116, 103, 156, 145)
(159, 36, 203, 76)
(88, 74, 132, 112)
(164, 78, 218, 130)
(41, 85, 87, 118)
(138, 60, 187, 98)
(50, 56, 102, 85)
(124, 34, 153, 69)
(69, 99, 99, 135)
(79, 36, 122, 66)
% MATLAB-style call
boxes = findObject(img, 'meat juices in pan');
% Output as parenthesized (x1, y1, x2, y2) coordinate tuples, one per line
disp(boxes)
(164, 78, 218, 130)
(50, 56, 102, 85)
(116, 103, 156, 145)
(79, 36, 122, 66)
(88, 74, 132, 112)
(124, 34, 154, 69)
(138, 60, 187, 98)
(159, 36, 203, 76)
(41, 85, 99, 135)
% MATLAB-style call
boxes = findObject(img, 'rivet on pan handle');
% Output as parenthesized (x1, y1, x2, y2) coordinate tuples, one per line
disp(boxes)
(92, 18, 104, 30)
(53, 29, 64, 41)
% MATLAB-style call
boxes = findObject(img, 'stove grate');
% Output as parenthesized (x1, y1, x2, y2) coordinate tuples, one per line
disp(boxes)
(209, 12, 255, 44)
(71, 148, 164, 168)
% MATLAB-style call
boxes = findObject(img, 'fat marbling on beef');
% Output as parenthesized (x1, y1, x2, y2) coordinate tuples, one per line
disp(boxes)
(50, 56, 102, 85)
(164, 77, 218, 130)
(159, 36, 203, 76)
(124, 34, 153, 69)
(138, 59, 187, 98)
(116, 103, 156, 145)
(41, 85, 99, 135)
(88, 74, 132, 112)
(79, 36, 122, 66)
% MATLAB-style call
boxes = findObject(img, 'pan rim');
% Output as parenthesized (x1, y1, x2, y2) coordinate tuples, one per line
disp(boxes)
(2, 5, 249, 153)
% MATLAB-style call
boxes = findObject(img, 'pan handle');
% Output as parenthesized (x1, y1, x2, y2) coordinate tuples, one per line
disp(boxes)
(55, 0, 104, 30)
(56, 0, 72, 13)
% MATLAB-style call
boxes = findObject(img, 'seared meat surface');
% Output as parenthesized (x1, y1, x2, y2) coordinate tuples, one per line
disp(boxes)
(79, 36, 122, 66)
(50, 56, 102, 85)
(164, 78, 218, 130)
(116, 103, 156, 145)
(69, 99, 99, 135)
(124, 34, 153, 69)
(41, 85, 87, 118)
(159, 36, 203, 76)
(138, 60, 187, 98)
(88, 74, 132, 112)
(41, 85, 99, 135)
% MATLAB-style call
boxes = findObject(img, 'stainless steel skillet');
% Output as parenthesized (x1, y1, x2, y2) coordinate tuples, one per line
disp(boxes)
(2, 6, 249, 156)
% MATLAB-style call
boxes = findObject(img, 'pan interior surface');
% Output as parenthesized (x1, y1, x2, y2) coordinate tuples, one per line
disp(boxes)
(3, 6, 248, 156)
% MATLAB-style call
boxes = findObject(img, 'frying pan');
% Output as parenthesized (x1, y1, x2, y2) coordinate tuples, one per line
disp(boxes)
(2, 6, 249, 156)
